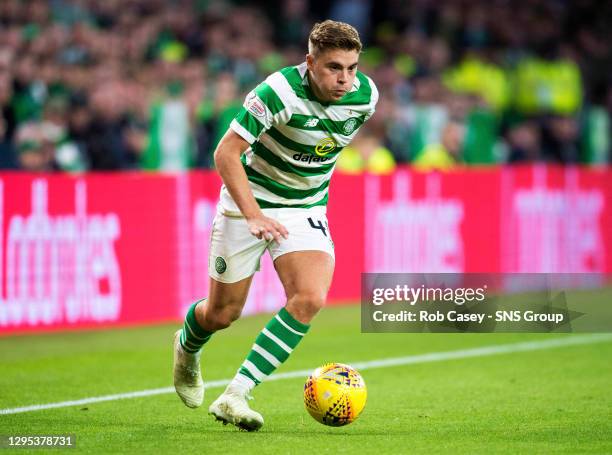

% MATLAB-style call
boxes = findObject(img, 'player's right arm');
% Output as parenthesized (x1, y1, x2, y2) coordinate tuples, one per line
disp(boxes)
(214, 129, 288, 243)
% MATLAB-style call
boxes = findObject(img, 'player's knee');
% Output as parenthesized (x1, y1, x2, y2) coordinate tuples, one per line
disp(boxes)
(289, 291, 326, 322)
(203, 306, 241, 331)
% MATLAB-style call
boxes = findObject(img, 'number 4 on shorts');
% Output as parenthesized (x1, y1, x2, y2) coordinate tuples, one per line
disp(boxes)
(307, 217, 328, 237)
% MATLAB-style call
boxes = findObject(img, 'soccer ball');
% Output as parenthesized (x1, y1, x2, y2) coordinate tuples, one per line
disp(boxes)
(303, 363, 367, 426)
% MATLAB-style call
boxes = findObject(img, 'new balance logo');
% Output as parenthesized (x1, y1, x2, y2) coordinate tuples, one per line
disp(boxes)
(303, 118, 319, 128)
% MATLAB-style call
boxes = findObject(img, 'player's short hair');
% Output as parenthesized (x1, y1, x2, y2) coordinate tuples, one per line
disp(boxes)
(308, 20, 362, 56)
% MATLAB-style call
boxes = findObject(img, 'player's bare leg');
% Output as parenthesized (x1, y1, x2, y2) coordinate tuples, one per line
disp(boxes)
(174, 276, 252, 408)
(211, 251, 334, 431)
(276, 251, 335, 324)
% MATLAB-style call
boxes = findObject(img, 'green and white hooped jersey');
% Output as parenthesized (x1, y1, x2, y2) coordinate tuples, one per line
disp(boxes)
(221, 62, 378, 213)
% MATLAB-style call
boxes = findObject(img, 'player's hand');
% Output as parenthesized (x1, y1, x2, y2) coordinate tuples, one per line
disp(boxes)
(246, 214, 289, 243)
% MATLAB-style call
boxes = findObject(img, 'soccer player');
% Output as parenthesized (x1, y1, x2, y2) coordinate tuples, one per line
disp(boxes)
(173, 20, 378, 431)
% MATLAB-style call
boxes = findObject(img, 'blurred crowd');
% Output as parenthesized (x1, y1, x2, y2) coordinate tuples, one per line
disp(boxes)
(0, 0, 610, 173)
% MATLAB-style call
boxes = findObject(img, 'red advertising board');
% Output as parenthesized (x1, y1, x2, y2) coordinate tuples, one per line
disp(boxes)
(1, 165, 610, 334)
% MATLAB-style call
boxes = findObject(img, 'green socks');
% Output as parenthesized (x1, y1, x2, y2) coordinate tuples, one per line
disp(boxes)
(232, 307, 310, 391)
(179, 300, 213, 354)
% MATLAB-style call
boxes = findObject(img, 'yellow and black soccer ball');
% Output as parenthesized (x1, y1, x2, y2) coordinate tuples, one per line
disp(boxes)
(303, 363, 367, 426)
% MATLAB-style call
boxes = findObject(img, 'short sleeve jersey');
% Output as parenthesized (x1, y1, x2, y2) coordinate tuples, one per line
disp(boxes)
(222, 62, 378, 212)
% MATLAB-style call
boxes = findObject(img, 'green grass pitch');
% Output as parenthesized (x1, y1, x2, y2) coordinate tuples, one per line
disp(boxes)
(1, 304, 611, 454)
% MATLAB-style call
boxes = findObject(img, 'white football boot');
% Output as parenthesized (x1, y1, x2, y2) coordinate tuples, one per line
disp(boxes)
(209, 386, 264, 431)
(173, 330, 204, 408)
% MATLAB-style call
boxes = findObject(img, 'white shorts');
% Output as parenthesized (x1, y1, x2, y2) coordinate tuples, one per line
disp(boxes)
(208, 205, 335, 283)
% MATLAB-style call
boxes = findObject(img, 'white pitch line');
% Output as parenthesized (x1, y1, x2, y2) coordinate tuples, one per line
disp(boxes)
(2, 333, 611, 416)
